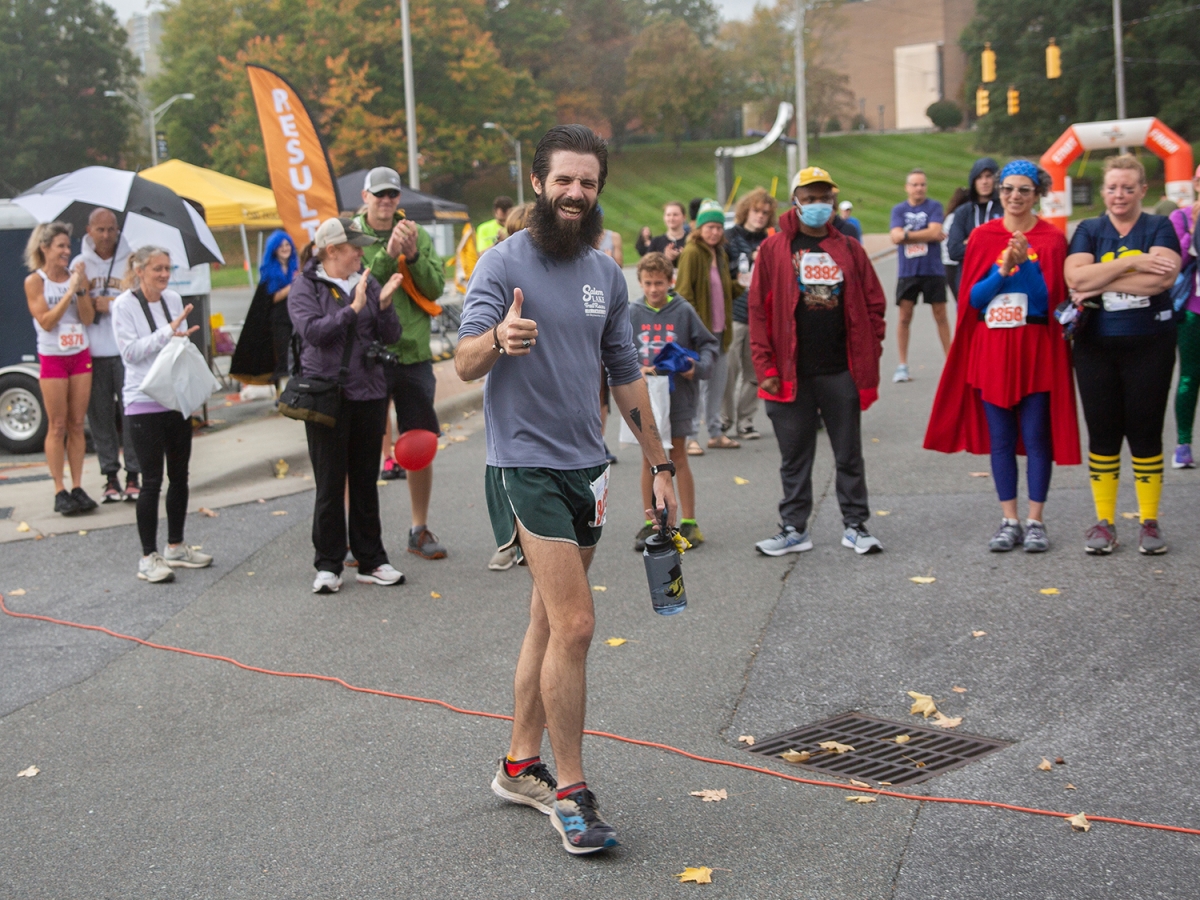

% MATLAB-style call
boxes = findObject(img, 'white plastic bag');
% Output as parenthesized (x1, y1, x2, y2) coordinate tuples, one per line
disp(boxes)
(619, 374, 672, 451)
(140, 338, 221, 418)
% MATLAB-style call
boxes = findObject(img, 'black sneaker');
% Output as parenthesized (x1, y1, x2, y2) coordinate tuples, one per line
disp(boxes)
(54, 489, 80, 516)
(71, 486, 98, 513)
(124, 473, 140, 502)
(551, 788, 619, 855)
(102, 474, 123, 503)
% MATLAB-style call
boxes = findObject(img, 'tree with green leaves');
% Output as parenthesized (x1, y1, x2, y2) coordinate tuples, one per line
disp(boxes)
(622, 16, 717, 149)
(0, 0, 138, 192)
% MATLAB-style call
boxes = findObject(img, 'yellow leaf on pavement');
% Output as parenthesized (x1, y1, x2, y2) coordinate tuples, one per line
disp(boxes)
(1040, 587, 1059, 595)
(1065, 783, 1077, 790)
(931, 712, 962, 728)
(274, 459, 289, 478)
(1120, 512, 1139, 520)
(77, 530, 88, 536)
(17, 766, 39, 777)
(846, 795, 877, 803)
(876, 510, 890, 516)
(603, 638, 626, 646)
(952, 686, 967, 693)
(1066, 812, 1091, 832)
(733, 476, 749, 485)
(8, 589, 26, 596)
(737, 735, 755, 746)
(592, 585, 607, 592)
(437, 443, 448, 450)
(198, 507, 219, 518)
(1038, 758, 1053, 771)
(908, 691, 937, 717)
(818, 741, 855, 753)
(16, 521, 30, 532)
(892, 734, 911, 744)
(448, 435, 468, 443)
(850, 779, 872, 788)
(689, 789, 727, 802)
(780, 749, 811, 763)
(972, 630, 987, 638)
(430, 592, 441, 599)
(910, 576, 936, 584)
(271, 510, 288, 516)
(676, 866, 713, 884)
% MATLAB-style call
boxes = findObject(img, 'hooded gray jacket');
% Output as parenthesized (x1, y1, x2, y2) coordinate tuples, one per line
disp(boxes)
(946, 157, 1001, 264)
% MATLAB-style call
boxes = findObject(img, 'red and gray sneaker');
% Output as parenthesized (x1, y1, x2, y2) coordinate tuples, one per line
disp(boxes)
(491, 758, 557, 814)
(123, 473, 141, 502)
(1085, 519, 1117, 555)
(1138, 519, 1168, 555)
(551, 788, 619, 855)
(101, 474, 123, 503)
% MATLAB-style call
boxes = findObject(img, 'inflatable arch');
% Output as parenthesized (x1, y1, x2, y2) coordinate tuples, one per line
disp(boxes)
(1039, 117, 1194, 233)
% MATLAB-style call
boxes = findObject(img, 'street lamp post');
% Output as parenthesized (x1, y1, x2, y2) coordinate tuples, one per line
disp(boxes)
(105, 90, 195, 166)
(483, 122, 523, 205)
(400, 0, 420, 190)
(794, 0, 808, 169)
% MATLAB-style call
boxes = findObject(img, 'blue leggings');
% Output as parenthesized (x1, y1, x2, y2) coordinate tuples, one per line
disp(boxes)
(981, 392, 1052, 504)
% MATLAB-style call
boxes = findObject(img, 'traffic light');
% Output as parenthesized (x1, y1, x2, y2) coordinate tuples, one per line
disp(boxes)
(982, 42, 997, 83)
(1007, 85, 1020, 115)
(976, 86, 990, 117)
(1046, 38, 1061, 79)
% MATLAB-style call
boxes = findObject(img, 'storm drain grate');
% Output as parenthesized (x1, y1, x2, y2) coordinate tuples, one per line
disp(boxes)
(746, 712, 1011, 786)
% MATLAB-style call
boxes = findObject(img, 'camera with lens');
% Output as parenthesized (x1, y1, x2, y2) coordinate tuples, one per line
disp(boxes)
(364, 341, 402, 368)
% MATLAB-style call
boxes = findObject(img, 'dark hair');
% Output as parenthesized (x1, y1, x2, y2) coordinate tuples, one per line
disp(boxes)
(946, 186, 972, 216)
(530, 125, 608, 193)
(493, 196, 514, 214)
(688, 198, 703, 220)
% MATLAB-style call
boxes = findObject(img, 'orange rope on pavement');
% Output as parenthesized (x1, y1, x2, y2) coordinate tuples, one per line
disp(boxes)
(4, 593, 1198, 838)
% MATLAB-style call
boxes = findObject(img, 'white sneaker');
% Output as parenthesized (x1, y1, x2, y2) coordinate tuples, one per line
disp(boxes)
(356, 563, 405, 585)
(892, 364, 911, 383)
(488, 547, 518, 571)
(163, 544, 213, 568)
(137, 552, 175, 583)
(312, 571, 343, 594)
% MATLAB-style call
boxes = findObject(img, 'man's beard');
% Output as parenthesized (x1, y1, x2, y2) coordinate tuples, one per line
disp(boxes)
(527, 192, 604, 261)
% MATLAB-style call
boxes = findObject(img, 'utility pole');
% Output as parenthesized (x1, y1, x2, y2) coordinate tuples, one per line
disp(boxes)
(794, 0, 808, 169)
(1113, 0, 1128, 151)
(400, 0, 420, 189)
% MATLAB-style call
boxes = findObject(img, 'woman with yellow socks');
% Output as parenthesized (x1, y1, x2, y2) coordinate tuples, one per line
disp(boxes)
(1064, 155, 1182, 554)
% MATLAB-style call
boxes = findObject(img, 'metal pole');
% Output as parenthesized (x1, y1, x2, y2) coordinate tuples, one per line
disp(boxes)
(400, 0, 420, 189)
(794, 0, 808, 169)
(239, 224, 254, 288)
(514, 139, 524, 205)
(149, 108, 158, 167)
(1113, 0, 1127, 151)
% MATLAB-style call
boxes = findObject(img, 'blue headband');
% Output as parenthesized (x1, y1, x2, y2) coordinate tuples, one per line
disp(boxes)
(1000, 160, 1039, 182)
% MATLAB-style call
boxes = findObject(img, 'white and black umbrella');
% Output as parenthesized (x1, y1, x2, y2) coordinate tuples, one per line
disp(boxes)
(15, 166, 225, 267)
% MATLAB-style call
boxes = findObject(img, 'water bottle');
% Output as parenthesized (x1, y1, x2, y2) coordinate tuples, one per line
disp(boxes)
(643, 509, 687, 615)
(737, 252, 751, 288)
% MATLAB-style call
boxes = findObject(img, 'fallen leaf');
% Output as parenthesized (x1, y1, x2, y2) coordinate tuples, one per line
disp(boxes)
(952, 686, 967, 693)
(1066, 812, 1090, 832)
(271, 510, 288, 516)
(198, 507, 218, 518)
(448, 435, 468, 443)
(1056, 757, 1066, 765)
(871, 437, 879, 443)
(879, 781, 893, 786)
(689, 789, 727, 802)
(246, 572, 255, 576)
(969, 471, 990, 477)
(733, 476, 749, 485)
(441, 422, 451, 430)
(256, 498, 266, 503)
(850, 779, 872, 788)
(780, 749, 811, 763)
(430, 591, 441, 599)
(1038, 758, 1053, 771)
(1065, 783, 1077, 790)
(818, 741, 855, 753)
(437, 443, 448, 450)
(876, 510, 890, 516)
(846, 794, 877, 803)
(592, 585, 607, 592)
(737, 735, 755, 746)
(15, 521, 30, 532)
(931, 712, 962, 728)
(908, 691, 938, 717)
(17, 765, 39, 777)
(892, 734, 911, 744)
(274, 459, 289, 478)
(8, 589, 26, 596)
(77, 530, 88, 536)
(376, 479, 389, 486)
(910, 576, 936, 584)
(1040, 587, 1060, 595)
(676, 866, 713, 884)
(1120, 511, 1139, 520)
(603, 637, 627, 646)
(972, 630, 987, 638)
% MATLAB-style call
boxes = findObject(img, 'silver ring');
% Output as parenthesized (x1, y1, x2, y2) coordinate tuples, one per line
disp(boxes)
(521, 338, 531, 349)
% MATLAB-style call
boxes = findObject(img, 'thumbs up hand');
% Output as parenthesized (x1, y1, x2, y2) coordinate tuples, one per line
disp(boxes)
(497, 287, 538, 356)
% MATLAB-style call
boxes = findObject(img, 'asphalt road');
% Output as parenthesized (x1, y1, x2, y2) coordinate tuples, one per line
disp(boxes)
(3, 253, 1199, 898)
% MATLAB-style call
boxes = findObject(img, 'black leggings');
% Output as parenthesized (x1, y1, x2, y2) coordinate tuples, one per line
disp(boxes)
(127, 411, 192, 556)
(1073, 330, 1176, 458)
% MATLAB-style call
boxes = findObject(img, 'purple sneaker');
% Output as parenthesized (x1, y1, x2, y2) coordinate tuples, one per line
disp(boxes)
(1172, 444, 1194, 469)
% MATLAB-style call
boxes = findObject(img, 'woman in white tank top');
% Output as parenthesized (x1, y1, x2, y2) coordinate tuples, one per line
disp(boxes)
(24, 221, 97, 515)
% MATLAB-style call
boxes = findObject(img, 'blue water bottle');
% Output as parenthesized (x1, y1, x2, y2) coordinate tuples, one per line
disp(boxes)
(643, 507, 687, 615)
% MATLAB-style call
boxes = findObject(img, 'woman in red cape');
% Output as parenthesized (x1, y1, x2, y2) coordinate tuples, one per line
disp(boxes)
(924, 160, 1080, 552)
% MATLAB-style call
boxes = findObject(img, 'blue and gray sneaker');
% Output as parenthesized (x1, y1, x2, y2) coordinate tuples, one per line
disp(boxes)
(755, 524, 813, 557)
(841, 524, 883, 554)
(1173, 444, 1194, 469)
(989, 520, 1025, 552)
(1023, 521, 1049, 553)
(552, 788, 619, 855)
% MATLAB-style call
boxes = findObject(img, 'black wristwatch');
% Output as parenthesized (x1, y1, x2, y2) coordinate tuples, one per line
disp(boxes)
(650, 461, 676, 477)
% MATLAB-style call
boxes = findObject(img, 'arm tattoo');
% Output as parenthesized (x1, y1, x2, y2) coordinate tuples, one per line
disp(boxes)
(629, 407, 642, 432)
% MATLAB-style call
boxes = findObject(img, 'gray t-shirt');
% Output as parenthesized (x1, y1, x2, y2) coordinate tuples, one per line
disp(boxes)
(460, 230, 641, 469)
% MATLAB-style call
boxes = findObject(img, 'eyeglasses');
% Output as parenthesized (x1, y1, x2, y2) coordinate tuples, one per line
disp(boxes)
(374, 189, 401, 199)
(999, 185, 1035, 197)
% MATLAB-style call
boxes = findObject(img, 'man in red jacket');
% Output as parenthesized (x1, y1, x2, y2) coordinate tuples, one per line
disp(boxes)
(748, 167, 887, 556)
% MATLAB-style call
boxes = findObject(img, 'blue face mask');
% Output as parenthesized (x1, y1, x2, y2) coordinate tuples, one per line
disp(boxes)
(796, 202, 834, 228)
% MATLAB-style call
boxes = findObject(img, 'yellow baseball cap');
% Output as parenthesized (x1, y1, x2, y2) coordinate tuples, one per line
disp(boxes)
(790, 166, 838, 191)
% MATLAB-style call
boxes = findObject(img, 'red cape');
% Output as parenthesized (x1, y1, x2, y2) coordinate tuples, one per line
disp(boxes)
(923, 218, 1081, 465)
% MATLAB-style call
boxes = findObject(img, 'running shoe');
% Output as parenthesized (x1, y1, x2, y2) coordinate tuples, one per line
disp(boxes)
(1085, 520, 1117, 555)
(380, 458, 404, 480)
(1138, 519, 1168, 555)
(71, 486, 98, 513)
(102, 474, 123, 503)
(989, 520, 1024, 551)
(163, 544, 213, 568)
(737, 427, 762, 441)
(551, 788, 619, 855)
(679, 522, 705, 546)
(137, 552, 175, 584)
(755, 524, 813, 556)
(604, 443, 618, 465)
(312, 571, 342, 594)
(357, 563, 405, 585)
(1172, 445, 1195, 469)
(633, 522, 656, 552)
(488, 547, 518, 571)
(54, 489, 80, 516)
(892, 363, 911, 383)
(841, 524, 883, 554)
(1023, 521, 1049, 553)
(123, 473, 140, 502)
(491, 758, 557, 814)
(408, 526, 448, 560)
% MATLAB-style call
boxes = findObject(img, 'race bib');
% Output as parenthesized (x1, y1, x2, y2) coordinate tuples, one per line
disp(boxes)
(903, 242, 928, 259)
(589, 466, 610, 527)
(984, 292, 1028, 329)
(800, 252, 843, 286)
(1101, 291, 1151, 312)
(58, 324, 85, 351)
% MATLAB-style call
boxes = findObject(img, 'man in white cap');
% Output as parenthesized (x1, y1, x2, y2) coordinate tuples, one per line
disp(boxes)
(353, 167, 449, 561)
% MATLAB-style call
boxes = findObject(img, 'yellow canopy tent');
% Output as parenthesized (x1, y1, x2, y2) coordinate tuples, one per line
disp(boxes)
(140, 160, 284, 286)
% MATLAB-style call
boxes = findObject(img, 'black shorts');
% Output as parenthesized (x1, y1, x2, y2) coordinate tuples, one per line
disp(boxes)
(385, 360, 441, 434)
(896, 276, 947, 305)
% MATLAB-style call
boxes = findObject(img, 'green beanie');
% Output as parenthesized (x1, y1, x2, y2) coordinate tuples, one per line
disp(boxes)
(695, 199, 725, 228)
